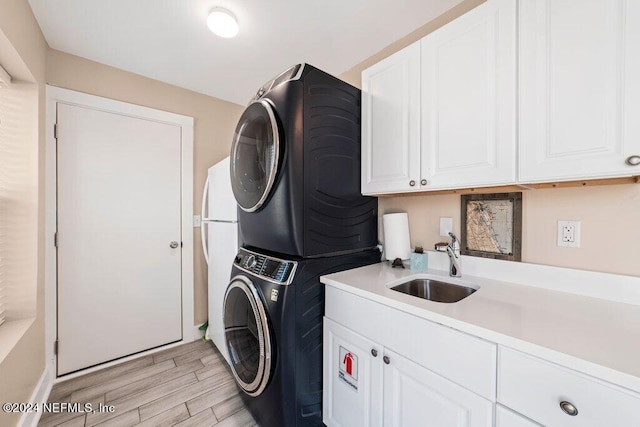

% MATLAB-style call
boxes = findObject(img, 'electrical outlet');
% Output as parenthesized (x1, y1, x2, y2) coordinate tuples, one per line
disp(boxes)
(557, 220, 581, 248)
(193, 215, 201, 228)
(562, 225, 575, 242)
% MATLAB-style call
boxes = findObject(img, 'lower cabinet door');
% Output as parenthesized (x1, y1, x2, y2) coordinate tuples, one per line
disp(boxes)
(323, 317, 383, 427)
(383, 348, 493, 427)
(496, 405, 541, 427)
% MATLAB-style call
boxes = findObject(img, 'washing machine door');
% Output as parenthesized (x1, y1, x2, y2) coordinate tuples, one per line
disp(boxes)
(223, 275, 272, 396)
(230, 99, 280, 213)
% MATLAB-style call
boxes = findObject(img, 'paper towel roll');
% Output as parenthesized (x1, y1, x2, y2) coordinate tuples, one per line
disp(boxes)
(383, 213, 411, 260)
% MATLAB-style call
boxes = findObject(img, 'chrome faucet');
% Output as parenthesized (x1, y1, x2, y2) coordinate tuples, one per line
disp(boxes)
(435, 232, 462, 277)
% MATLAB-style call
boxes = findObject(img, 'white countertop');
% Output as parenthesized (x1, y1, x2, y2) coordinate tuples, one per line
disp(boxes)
(321, 260, 640, 394)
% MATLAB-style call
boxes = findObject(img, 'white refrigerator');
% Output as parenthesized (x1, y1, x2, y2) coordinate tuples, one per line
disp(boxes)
(201, 156, 237, 365)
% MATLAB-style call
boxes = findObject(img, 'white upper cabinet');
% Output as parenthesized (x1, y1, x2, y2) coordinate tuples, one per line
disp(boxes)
(421, 0, 516, 189)
(519, 0, 640, 182)
(362, 0, 640, 194)
(361, 0, 516, 195)
(361, 43, 421, 195)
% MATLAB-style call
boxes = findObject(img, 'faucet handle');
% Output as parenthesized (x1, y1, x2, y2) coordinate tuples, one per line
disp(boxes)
(448, 233, 461, 252)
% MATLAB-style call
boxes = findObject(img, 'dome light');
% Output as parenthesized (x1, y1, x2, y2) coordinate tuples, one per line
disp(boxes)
(207, 8, 239, 38)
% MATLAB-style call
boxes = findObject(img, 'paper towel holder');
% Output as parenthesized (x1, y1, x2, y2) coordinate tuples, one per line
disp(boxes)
(391, 258, 405, 268)
(382, 212, 412, 261)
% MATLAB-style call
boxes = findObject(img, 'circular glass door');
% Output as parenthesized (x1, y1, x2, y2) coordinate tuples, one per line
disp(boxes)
(230, 100, 280, 212)
(223, 276, 272, 396)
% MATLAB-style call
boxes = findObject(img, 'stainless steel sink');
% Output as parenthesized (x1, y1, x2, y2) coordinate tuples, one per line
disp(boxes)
(390, 279, 477, 303)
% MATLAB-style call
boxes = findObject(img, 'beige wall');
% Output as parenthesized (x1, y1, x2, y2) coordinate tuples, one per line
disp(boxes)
(376, 185, 640, 276)
(341, 0, 640, 278)
(46, 50, 244, 326)
(1, 7, 242, 422)
(0, 0, 47, 425)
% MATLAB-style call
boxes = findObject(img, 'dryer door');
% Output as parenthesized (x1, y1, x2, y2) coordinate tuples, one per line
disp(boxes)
(223, 275, 272, 396)
(230, 100, 280, 213)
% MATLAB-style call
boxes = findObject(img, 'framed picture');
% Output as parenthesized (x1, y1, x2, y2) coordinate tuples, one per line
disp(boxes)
(460, 192, 522, 261)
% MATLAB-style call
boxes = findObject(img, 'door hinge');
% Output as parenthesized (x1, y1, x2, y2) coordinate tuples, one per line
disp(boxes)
(54, 340, 59, 355)
(54, 232, 58, 248)
(54, 124, 58, 140)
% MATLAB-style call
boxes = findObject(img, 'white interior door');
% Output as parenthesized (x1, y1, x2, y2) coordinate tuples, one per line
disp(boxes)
(57, 102, 183, 375)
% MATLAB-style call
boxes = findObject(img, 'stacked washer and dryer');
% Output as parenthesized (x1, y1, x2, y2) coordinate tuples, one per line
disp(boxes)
(223, 64, 380, 426)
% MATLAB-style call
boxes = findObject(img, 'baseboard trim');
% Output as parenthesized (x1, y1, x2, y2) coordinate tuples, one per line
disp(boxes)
(19, 363, 54, 427)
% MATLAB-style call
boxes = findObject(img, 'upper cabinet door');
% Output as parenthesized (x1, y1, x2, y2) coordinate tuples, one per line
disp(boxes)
(361, 43, 421, 195)
(421, 0, 517, 190)
(519, 0, 640, 182)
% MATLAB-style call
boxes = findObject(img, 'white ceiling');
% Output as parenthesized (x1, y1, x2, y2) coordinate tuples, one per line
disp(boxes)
(28, 0, 462, 105)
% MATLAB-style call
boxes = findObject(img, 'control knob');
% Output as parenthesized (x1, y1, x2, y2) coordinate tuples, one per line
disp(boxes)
(246, 254, 257, 269)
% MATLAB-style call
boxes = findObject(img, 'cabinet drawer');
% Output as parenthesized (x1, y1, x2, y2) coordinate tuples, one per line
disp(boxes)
(326, 287, 496, 399)
(498, 347, 640, 426)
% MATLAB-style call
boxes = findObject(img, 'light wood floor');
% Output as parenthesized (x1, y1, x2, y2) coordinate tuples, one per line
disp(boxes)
(39, 340, 257, 427)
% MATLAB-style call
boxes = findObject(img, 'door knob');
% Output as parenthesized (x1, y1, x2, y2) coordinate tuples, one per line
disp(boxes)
(371, 349, 378, 357)
(170, 241, 179, 249)
(625, 155, 640, 166)
(409, 180, 416, 187)
(383, 355, 390, 365)
(420, 179, 427, 186)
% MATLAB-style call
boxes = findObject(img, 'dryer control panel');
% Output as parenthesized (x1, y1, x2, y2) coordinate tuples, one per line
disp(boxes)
(234, 248, 297, 285)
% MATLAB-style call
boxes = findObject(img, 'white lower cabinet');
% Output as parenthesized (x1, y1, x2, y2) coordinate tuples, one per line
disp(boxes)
(496, 405, 541, 427)
(323, 317, 492, 427)
(323, 317, 383, 427)
(323, 286, 640, 427)
(383, 348, 493, 427)
(498, 347, 640, 427)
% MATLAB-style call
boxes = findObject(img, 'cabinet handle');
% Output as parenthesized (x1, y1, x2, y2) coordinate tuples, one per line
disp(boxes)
(420, 179, 427, 186)
(626, 155, 640, 166)
(383, 355, 390, 365)
(559, 401, 578, 416)
(409, 180, 416, 187)
(371, 349, 378, 357)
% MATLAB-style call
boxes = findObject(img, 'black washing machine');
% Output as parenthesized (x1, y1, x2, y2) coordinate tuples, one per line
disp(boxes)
(224, 247, 380, 426)
(229, 64, 378, 258)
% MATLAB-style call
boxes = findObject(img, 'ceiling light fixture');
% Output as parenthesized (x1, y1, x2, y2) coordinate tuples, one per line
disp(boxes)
(207, 7, 239, 38)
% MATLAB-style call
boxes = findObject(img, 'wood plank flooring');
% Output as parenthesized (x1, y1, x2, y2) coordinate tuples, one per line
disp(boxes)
(40, 340, 257, 427)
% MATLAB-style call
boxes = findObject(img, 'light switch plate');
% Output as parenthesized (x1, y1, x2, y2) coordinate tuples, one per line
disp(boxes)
(557, 220, 581, 248)
(440, 217, 453, 237)
(193, 215, 201, 228)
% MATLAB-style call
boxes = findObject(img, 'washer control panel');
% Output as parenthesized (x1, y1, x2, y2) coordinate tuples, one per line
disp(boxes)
(234, 248, 297, 285)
